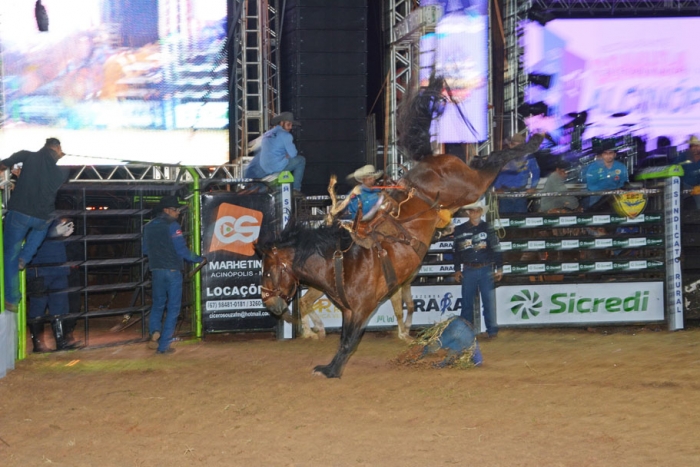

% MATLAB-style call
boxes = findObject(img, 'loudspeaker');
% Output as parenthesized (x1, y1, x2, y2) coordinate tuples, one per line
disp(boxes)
(281, 1, 368, 196)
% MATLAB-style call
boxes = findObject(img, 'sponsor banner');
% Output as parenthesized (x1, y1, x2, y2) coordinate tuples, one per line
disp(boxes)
(301, 285, 485, 333)
(496, 282, 664, 325)
(498, 237, 662, 251)
(200, 193, 278, 332)
(493, 213, 662, 229)
(665, 177, 683, 330)
(504, 260, 663, 275)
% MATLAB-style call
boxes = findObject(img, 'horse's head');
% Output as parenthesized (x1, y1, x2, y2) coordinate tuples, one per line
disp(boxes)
(260, 246, 299, 317)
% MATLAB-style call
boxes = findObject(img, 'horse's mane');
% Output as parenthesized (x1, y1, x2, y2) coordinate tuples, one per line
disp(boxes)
(264, 219, 354, 270)
(396, 74, 447, 161)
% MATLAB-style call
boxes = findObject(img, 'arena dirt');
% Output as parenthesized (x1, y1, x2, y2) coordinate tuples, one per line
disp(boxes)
(1, 325, 699, 466)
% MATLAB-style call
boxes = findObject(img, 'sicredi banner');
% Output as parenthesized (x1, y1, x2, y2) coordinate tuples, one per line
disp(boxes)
(496, 282, 664, 325)
(200, 193, 277, 332)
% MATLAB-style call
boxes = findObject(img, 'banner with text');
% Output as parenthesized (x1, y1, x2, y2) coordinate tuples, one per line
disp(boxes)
(200, 192, 277, 332)
(496, 282, 664, 325)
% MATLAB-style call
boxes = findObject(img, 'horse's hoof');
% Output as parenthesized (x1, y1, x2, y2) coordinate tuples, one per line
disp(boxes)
(312, 364, 340, 378)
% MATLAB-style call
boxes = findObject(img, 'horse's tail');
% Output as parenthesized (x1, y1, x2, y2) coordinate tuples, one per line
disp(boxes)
(396, 73, 447, 161)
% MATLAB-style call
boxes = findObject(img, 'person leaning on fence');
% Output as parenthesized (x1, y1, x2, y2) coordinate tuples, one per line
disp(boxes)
(244, 111, 306, 196)
(582, 139, 629, 211)
(493, 132, 541, 213)
(143, 196, 206, 355)
(539, 159, 580, 213)
(672, 135, 700, 209)
(0, 137, 70, 312)
(452, 200, 502, 339)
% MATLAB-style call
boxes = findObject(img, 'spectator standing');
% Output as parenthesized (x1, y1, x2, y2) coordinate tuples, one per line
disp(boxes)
(452, 200, 502, 338)
(143, 196, 206, 354)
(1, 138, 70, 311)
(244, 112, 306, 194)
(539, 159, 579, 213)
(493, 132, 541, 213)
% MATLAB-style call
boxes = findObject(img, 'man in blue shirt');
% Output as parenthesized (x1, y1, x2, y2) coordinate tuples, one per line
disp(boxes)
(493, 132, 541, 213)
(452, 200, 502, 338)
(583, 141, 629, 210)
(343, 165, 384, 221)
(673, 135, 700, 208)
(244, 112, 306, 193)
(143, 196, 206, 354)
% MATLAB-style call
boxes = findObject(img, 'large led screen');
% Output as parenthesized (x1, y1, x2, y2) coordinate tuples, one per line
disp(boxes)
(419, 0, 489, 144)
(0, 0, 228, 165)
(522, 18, 700, 152)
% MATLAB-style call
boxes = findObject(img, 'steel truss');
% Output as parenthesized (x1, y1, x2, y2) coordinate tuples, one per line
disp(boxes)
(231, 0, 280, 165)
(503, 0, 530, 138)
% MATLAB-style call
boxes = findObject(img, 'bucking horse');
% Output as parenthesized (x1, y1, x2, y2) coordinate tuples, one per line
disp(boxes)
(258, 76, 544, 377)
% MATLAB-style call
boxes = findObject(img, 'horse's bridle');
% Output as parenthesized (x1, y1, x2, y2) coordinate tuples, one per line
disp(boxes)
(260, 247, 299, 303)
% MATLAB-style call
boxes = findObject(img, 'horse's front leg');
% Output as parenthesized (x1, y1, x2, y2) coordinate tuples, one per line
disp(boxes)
(313, 308, 367, 378)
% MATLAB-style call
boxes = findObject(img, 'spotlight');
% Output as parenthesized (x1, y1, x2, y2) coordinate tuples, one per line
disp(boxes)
(35, 0, 49, 32)
(528, 9, 555, 27)
(529, 73, 552, 90)
(518, 102, 550, 117)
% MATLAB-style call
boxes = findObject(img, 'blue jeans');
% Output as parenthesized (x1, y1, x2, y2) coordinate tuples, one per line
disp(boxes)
(28, 274, 69, 319)
(3, 211, 52, 306)
(498, 197, 528, 213)
(245, 155, 306, 191)
(460, 265, 498, 336)
(149, 269, 183, 352)
(283, 156, 305, 191)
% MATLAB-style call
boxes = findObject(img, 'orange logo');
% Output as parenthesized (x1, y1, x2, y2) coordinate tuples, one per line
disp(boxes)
(209, 203, 263, 256)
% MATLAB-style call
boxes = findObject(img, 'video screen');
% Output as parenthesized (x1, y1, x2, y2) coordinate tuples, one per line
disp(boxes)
(419, 0, 489, 144)
(0, 0, 229, 166)
(522, 17, 700, 153)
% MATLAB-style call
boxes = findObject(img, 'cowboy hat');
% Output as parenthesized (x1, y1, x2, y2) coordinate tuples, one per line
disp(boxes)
(687, 135, 700, 146)
(156, 196, 183, 211)
(462, 199, 488, 215)
(270, 111, 301, 126)
(347, 165, 383, 182)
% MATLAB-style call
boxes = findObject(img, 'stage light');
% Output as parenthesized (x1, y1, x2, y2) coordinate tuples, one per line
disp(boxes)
(529, 73, 552, 90)
(35, 0, 48, 32)
(528, 9, 555, 27)
(518, 102, 550, 117)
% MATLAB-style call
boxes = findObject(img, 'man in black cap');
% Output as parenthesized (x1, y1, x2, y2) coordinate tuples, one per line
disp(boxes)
(143, 196, 206, 354)
(244, 111, 306, 194)
(0, 137, 69, 311)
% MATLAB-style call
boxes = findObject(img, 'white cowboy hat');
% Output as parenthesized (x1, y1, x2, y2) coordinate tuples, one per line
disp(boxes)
(687, 135, 700, 146)
(462, 199, 488, 215)
(347, 165, 383, 182)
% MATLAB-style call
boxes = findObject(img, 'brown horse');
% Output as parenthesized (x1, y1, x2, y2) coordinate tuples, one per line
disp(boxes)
(259, 78, 544, 377)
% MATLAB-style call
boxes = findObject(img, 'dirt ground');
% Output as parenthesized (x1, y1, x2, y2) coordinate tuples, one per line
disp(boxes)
(1, 323, 700, 467)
